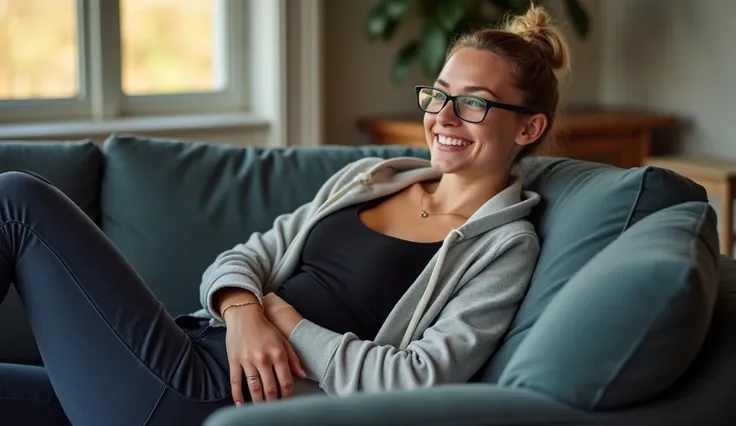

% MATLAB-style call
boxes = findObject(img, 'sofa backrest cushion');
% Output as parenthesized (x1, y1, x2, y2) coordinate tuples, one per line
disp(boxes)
(101, 134, 429, 317)
(0, 140, 102, 222)
(0, 140, 103, 365)
(497, 201, 720, 409)
(478, 157, 709, 381)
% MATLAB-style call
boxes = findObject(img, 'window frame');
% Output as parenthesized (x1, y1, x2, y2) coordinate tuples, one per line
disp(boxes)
(0, 0, 251, 123)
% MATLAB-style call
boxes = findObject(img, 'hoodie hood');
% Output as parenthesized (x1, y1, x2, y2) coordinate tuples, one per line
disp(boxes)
(359, 157, 540, 240)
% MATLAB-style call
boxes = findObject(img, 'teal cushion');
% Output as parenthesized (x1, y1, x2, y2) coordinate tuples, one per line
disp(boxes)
(0, 140, 103, 365)
(479, 158, 709, 381)
(498, 201, 719, 409)
(0, 140, 102, 222)
(101, 134, 429, 317)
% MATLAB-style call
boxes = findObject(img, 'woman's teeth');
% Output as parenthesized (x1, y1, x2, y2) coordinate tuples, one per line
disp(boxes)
(436, 135, 472, 146)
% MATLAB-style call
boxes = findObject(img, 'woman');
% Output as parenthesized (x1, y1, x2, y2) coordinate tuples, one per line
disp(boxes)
(1, 6, 569, 426)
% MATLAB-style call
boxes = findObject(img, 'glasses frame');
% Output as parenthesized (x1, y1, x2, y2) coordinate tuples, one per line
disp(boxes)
(415, 85, 534, 123)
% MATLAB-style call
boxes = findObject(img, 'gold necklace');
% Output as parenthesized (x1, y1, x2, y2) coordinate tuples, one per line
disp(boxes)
(419, 192, 469, 219)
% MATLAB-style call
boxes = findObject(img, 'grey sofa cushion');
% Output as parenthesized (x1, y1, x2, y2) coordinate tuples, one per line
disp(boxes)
(718, 254, 736, 296)
(480, 158, 709, 382)
(0, 140, 102, 223)
(0, 140, 103, 365)
(203, 384, 591, 426)
(497, 201, 720, 409)
(101, 134, 429, 317)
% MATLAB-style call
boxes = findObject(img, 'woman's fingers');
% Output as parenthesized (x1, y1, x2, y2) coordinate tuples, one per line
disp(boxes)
(229, 360, 246, 407)
(272, 350, 295, 399)
(243, 362, 264, 404)
(284, 338, 307, 379)
(255, 355, 280, 402)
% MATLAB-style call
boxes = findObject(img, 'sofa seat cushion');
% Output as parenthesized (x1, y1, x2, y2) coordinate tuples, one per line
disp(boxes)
(497, 201, 720, 410)
(0, 140, 103, 365)
(480, 158, 710, 382)
(101, 134, 429, 317)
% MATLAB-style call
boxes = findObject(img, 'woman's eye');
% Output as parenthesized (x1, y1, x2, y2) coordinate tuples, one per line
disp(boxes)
(464, 98, 484, 109)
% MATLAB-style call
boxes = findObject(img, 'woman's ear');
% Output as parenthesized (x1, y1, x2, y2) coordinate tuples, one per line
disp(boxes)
(516, 113, 547, 147)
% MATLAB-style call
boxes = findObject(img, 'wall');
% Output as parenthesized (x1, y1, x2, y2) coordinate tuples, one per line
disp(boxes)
(600, 0, 736, 159)
(322, 0, 604, 146)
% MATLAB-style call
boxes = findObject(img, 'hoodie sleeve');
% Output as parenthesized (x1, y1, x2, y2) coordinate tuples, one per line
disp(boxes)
(199, 157, 381, 323)
(288, 232, 540, 396)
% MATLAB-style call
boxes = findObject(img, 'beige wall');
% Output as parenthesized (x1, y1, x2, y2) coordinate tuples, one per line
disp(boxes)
(322, 0, 604, 146)
(599, 0, 736, 160)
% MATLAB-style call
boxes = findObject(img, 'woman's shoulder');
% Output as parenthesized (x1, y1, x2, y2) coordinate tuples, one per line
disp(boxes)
(474, 218, 540, 256)
(323, 156, 433, 190)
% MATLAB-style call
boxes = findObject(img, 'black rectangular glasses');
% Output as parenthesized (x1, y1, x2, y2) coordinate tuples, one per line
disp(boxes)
(415, 85, 534, 123)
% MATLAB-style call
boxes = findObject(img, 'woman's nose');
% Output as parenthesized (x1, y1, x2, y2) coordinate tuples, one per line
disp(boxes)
(436, 100, 461, 126)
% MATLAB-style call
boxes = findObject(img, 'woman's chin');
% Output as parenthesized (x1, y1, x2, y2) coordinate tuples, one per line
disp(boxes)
(430, 147, 472, 174)
(430, 158, 464, 175)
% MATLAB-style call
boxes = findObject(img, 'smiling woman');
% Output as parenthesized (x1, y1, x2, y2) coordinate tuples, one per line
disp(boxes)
(1, 6, 571, 426)
(416, 5, 570, 194)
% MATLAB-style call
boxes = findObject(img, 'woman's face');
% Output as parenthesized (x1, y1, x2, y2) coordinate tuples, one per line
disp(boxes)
(422, 47, 545, 178)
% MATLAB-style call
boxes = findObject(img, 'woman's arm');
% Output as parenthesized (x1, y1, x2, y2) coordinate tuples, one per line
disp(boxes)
(277, 233, 540, 396)
(198, 157, 382, 324)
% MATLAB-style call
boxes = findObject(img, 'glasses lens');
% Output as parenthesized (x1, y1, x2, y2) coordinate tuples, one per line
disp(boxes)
(456, 96, 487, 122)
(417, 88, 446, 113)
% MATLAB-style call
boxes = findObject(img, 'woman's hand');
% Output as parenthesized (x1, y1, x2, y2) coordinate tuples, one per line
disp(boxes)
(263, 293, 304, 339)
(223, 299, 307, 406)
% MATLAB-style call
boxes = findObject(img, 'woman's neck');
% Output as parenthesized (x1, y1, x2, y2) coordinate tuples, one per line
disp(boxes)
(422, 171, 510, 218)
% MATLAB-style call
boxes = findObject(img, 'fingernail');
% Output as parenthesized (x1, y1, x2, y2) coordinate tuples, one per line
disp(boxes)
(236, 402, 242, 407)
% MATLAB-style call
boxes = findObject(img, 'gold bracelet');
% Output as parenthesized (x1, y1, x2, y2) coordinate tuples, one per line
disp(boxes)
(221, 301, 263, 319)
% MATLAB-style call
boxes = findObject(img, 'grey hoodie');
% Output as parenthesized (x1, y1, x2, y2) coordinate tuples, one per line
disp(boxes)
(191, 156, 541, 397)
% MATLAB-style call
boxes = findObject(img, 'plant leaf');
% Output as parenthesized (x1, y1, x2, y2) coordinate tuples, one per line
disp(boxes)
(564, 0, 590, 38)
(392, 41, 419, 85)
(365, 1, 390, 42)
(385, 0, 413, 20)
(418, 22, 448, 78)
(437, 0, 468, 31)
(381, 20, 400, 41)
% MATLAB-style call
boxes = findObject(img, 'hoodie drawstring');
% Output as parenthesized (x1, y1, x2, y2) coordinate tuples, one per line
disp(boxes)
(399, 228, 464, 349)
(315, 173, 370, 216)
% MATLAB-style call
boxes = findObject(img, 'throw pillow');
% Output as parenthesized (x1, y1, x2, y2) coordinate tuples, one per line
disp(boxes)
(497, 201, 719, 409)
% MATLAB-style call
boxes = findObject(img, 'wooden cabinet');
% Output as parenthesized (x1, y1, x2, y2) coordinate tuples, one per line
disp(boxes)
(357, 107, 678, 169)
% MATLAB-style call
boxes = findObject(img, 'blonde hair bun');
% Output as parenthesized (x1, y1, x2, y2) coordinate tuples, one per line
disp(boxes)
(504, 5, 570, 72)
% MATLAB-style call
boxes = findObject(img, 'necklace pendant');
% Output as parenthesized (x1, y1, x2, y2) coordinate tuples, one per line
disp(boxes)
(420, 210, 429, 218)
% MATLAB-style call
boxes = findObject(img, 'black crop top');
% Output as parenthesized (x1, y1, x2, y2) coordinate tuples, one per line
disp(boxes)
(274, 195, 442, 341)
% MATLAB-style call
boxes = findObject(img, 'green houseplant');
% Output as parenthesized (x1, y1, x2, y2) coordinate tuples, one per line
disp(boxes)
(365, 0, 591, 84)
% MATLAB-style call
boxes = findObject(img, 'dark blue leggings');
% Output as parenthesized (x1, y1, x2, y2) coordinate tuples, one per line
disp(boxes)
(0, 171, 245, 426)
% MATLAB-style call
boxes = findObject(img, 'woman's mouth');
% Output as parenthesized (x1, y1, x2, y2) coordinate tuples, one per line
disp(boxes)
(434, 134, 474, 151)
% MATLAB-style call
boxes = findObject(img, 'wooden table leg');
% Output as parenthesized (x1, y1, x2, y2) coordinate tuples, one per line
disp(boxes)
(720, 180, 734, 257)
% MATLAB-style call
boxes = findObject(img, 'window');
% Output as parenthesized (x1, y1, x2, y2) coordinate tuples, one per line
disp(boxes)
(0, 0, 79, 101)
(0, 0, 249, 123)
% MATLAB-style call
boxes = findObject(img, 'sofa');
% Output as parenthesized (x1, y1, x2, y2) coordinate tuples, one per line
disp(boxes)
(0, 134, 734, 426)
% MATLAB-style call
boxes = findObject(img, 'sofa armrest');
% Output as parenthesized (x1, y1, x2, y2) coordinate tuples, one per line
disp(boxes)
(204, 384, 593, 426)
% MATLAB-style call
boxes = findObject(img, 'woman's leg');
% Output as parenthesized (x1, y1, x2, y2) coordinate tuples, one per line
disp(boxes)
(0, 364, 70, 426)
(0, 171, 239, 426)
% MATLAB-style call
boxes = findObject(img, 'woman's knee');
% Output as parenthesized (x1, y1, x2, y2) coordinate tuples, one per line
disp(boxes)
(0, 171, 58, 203)
(0, 170, 52, 185)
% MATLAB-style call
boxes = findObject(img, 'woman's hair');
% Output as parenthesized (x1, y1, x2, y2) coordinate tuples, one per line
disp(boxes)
(447, 4, 571, 160)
